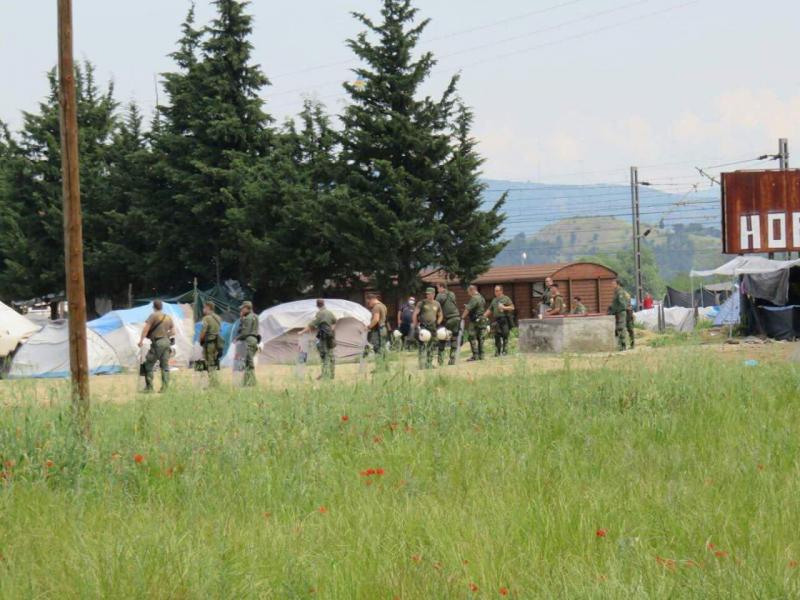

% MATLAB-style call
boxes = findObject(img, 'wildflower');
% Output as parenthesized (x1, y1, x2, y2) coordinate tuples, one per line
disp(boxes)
(789, 560, 798, 568)
(376, 468, 385, 476)
(714, 551, 728, 558)
(366, 468, 376, 476)
(469, 583, 479, 592)
(341, 415, 349, 422)
(318, 506, 328, 514)
(706, 542, 715, 550)
(411, 554, 422, 564)
(373, 436, 382, 444)
(45, 459, 54, 469)
(596, 528, 608, 538)
(499, 587, 509, 596)
(133, 454, 145, 464)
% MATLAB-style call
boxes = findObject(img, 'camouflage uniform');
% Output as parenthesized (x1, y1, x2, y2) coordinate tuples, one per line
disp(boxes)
(465, 292, 487, 360)
(310, 308, 338, 379)
(488, 295, 514, 356)
(609, 287, 629, 351)
(143, 310, 174, 392)
(572, 302, 588, 315)
(549, 294, 565, 315)
(237, 302, 260, 386)
(367, 300, 388, 361)
(200, 312, 223, 387)
(624, 290, 635, 349)
(416, 295, 443, 370)
(435, 289, 460, 366)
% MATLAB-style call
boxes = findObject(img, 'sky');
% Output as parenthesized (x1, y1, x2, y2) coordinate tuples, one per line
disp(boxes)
(2, 0, 799, 186)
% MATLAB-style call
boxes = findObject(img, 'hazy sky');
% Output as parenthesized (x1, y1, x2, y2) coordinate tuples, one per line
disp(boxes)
(2, 0, 798, 185)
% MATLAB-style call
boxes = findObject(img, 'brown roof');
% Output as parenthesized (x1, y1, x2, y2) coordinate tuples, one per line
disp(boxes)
(422, 263, 575, 285)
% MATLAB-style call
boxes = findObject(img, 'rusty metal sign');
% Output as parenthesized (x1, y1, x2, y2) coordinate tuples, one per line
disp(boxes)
(721, 170, 800, 253)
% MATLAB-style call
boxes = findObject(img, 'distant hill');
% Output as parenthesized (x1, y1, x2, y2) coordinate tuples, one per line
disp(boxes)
(482, 179, 726, 279)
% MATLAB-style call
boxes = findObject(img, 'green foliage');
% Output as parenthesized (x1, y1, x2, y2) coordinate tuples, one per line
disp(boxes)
(339, 0, 505, 293)
(2, 351, 800, 596)
(0, 0, 505, 307)
(580, 242, 665, 299)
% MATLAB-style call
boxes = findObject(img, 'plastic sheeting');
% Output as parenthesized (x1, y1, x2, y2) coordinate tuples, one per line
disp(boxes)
(691, 256, 800, 277)
(634, 306, 696, 333)
(221, 299, 372, 366)
(8, 321, 121, 379)
(88, 302, 194, 368)
(0, 301, 39, 358)
(714, 292, 740, 326)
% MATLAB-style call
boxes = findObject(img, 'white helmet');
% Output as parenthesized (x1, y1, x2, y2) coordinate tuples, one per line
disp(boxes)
(485, 325, 491, 334)
(393, 329, 402, 339)
(436, 327, 448, 341)
(418, 329, 432, 343)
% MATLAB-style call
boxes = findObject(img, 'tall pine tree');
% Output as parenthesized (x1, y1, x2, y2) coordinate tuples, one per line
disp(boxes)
(152, 0, 272, 293)
(340, 0, 505, 293)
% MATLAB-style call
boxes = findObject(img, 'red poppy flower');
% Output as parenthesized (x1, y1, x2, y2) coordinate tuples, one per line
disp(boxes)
(706, 542, 715, 550)
(411, 554, 422, 564)
(469, 583, 479, 592)
(499, 587, 509, 596)
(133, 454, 144, 464)
(714, 550, 728, 558)
(318, 506, 327, 514)
(45, 459, 54, 469)
(341, 415, 349, 422)
(596, 528, 607, 538)
(376, 468, 385, 476)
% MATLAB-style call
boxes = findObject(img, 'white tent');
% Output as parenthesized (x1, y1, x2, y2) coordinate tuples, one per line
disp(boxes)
(0, 301, 40, 358)
(634, 306, 696, 333)
(87, 302, 194, 368)
(691, 256, 800, 278)
(8, 321, 121, 379)
(222, 299, 371, 366)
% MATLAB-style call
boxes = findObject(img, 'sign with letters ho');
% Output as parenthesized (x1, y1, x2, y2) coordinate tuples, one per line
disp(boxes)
(721, 170, 800, 254)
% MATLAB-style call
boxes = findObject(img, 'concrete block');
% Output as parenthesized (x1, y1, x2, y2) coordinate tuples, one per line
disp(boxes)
(518, 315, 616, 353)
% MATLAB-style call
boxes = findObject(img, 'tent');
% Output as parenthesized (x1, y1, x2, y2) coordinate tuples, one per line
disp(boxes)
(692, 257, 800, 340)
(88, 302, 194, 368)
(8, 320, 121, 379)
(0, 301, 40, 358)
(222, 299, 371, 366)
(634, 306, 696, 333)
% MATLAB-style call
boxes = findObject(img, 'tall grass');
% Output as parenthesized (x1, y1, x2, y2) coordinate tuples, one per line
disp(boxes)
(1, 349, 800, 598)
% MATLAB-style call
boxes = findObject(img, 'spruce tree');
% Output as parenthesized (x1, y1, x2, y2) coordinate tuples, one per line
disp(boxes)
(152, 0, 272, 293)
(0, 64, 119, 304)
(340, 0, 505, 293)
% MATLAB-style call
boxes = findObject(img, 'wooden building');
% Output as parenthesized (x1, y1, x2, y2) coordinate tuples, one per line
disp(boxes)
(365, 262, 618, 327)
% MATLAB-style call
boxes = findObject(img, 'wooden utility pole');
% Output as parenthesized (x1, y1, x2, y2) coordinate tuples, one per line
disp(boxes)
(58, 0, 91, 437)
(629, 166, 644, 307)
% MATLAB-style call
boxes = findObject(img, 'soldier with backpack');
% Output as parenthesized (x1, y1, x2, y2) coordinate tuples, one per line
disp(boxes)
(462, 285, 487, 361)
(302, 299, 338, 380)
(435, 282, 460, 366)
(199, 301, 224, 387)
(412, 287, 443, 370)
(138, 299, 176, 393)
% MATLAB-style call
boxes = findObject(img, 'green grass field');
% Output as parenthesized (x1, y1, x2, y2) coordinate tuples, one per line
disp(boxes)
(1, 347, 800, 598)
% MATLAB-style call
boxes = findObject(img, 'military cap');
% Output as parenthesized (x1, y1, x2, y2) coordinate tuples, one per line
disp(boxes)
(241, 301, 253, 309)
(426, 287, 435, 294)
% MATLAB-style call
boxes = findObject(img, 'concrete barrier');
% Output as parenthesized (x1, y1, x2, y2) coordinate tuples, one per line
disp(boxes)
(518, 315, 616, 353)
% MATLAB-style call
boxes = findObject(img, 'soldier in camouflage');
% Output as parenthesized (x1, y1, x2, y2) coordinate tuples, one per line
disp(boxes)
(237, 301, 260, 386)
(366, 294, 388, 363)
(199, 301, 223, 387)
(413, 287, 443, 370)
(462, 285, 486, 361)
(302, 299, 338, 380)
(609, 279, 629, 351)
(435, 282, 460, 366)
(138, 299, 176, 393)
(485, 285, 515, 356)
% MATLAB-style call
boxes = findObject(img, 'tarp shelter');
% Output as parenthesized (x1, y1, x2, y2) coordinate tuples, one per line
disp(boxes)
(167, 280, 250, 323)
(8, 321, 121, 379)
(634, 306, 696, 333)
(88, 302, 194, 368)
(222, 299, 371, 366)
(663, 286, 729, 308)
(0, 301, 39, 358)
(691, 257, 800, 340)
